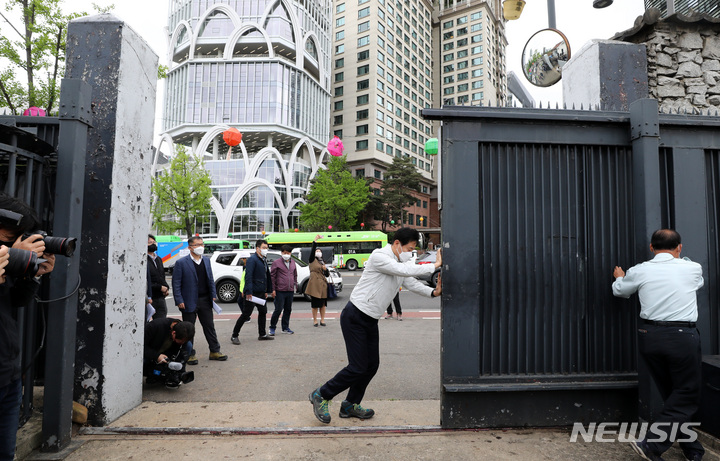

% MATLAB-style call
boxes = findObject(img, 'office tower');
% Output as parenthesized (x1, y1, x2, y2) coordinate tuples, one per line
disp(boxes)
(433, 0, 507, 108)
(331, 0, 436, 230)
(161, 0, 332, 240)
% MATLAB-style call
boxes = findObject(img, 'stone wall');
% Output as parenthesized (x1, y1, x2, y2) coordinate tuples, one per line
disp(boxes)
(616, 13, 720, 112)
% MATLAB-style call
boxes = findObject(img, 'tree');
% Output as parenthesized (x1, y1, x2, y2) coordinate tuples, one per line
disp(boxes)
(151, 145, 213, 238)
(0, 1, 113, 115)
(298, 156, 370, 231)
(369, 156, 424, 232)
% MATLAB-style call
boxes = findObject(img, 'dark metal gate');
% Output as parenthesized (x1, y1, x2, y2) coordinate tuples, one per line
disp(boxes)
(0, 78, 91, 448)
(424, 99, 720, 428)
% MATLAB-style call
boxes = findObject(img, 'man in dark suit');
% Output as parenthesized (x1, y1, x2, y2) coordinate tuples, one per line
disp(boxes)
(147, 234, 169, 319)
(172, 236, 227, 364)
(231, 239, 274, 343)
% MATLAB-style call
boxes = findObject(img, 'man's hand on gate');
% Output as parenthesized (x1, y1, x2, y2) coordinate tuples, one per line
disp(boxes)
(613, 266, 625, 279)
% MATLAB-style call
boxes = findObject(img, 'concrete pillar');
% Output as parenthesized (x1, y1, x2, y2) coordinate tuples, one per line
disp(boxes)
(563, 40, 649, 110)
(64, 14, 158, 425)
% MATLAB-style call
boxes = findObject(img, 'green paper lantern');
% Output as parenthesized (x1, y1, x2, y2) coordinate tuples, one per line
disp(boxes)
(390, 220, 395, 225)
(425, 138, 438, 155)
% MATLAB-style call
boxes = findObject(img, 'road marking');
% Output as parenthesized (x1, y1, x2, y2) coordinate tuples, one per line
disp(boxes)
(419, 310, 440, 313)
(422, 317, 441, 320)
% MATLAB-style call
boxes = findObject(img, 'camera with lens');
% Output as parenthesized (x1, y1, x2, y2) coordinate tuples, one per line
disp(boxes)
(22, 230, 77, 257)
(149, 361, 194, 389)
(3, 231, 77, 278)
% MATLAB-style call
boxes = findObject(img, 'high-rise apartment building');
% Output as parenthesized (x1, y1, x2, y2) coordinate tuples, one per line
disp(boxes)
(331, 0, 437, 230)
(433, 0, 507, 107)
(160, 0, 332, 240)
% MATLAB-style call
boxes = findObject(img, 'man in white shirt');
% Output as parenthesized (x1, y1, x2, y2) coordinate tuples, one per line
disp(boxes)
(613, 229, 704, 461)
(309, 227, 442, 424)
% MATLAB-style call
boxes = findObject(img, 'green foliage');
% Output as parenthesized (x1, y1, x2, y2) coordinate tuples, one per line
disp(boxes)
(151, 146, 213, 239)
(0, 0, 90, 114)
(298, 156, 370, 232)
(367, 156, 424, 232)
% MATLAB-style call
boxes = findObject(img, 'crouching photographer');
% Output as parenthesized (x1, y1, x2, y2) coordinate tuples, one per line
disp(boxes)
(0, 193, 57, 461)
(144, 319, 195, 389)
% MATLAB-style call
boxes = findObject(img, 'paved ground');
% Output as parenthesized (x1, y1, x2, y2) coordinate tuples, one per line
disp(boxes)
(20, 270, 720, 460)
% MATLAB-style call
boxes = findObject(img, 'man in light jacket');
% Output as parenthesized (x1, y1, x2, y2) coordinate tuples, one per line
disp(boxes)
(309, 227, 442, 424)
(269, 245, 298, 335)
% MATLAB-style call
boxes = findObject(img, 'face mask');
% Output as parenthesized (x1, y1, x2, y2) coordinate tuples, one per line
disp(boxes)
(399, 251, 412, 263)
(192, 246, 204, 256)
(148, 244, 157, 253)
(282, 254, 291, 261)
(260, 248, 268, 257)
(315, 251, 323, 259)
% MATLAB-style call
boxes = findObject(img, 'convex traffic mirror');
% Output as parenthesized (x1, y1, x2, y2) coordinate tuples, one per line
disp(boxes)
(521, 28, 571, 87)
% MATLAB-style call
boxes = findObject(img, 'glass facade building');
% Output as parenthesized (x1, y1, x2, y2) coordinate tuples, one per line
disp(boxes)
(158, 0, 332, 241)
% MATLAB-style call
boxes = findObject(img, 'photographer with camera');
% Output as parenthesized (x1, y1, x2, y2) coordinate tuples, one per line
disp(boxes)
(0, 193, 56, 461)
(143, 319, 195, 388)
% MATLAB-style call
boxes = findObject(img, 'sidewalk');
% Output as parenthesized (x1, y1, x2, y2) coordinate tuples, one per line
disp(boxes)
(25, 399, 720, 461)
(19, 315, 720, 460)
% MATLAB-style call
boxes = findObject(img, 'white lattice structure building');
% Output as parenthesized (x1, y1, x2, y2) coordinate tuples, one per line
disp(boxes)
(156, 0, 332, 240)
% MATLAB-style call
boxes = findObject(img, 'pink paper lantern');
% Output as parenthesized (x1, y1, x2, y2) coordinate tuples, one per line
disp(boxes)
(327, 136, 344, 157)
(328, 225, 333, 230)
(23, 107, 46, 117)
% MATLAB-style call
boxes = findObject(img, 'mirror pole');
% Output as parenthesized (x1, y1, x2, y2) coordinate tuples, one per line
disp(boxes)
(546, 0, 556, 29)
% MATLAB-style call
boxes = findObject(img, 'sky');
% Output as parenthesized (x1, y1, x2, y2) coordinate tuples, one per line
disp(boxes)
(16, 0, 648, 128)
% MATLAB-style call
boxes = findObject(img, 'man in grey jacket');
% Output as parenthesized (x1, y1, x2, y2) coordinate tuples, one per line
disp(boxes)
(309, 227, 442, 424)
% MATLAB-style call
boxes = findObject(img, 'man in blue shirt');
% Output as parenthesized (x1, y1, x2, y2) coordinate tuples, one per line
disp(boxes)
(613, 229, 704, 461)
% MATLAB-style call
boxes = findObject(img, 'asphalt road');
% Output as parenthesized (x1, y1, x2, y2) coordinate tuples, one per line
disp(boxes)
(143, 270, 442, 403)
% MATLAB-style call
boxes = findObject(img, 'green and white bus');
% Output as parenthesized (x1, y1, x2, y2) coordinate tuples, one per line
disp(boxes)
(265, 231, 387, 270)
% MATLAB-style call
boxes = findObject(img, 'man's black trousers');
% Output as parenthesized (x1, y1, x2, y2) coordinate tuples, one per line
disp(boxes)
(234, 293, 268, 337)
(320, 302, 379, 404)
(638, 323, 704, 458)
(181, 296, 221, 353)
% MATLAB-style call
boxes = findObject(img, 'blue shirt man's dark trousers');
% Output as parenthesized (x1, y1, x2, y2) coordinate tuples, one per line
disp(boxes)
(233, 293, 268, 337)
(319, 302, 379, 404)
(638, 323, 704, 459)
(270, 291, 293, 331)
(0, 378, 22, 461)
(181, 296, 221, 353)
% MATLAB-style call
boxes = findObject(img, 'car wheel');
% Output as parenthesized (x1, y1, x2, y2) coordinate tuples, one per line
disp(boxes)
(431, 272, 439, 288)
(346, 259, 358, 271)
(302, 281, 312, 302)
(216, 280, 239, 303)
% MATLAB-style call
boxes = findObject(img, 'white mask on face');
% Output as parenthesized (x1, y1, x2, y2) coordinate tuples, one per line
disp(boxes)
(399, 251, 412, 263)
(260, 248, 268, 257)
(282, 254, 291, 261)
(192, 246, 204, 256)
(315, 251, 323, 259)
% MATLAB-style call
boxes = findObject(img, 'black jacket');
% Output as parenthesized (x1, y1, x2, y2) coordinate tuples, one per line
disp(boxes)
(144, 318, 187, 363)
(147, 255, 168, 298)
(0, 276, 40, 387)
(243, 253, 272, 295)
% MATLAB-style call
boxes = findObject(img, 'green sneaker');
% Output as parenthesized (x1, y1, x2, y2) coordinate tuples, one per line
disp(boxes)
(339, 401, 375, 419)
(309, 387, 331, 424)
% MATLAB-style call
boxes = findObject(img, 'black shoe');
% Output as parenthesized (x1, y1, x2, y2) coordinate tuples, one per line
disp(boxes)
(630, 440, 665, 461)
(320, 322, 327, 326)
(309, 387, 331, 424)
(314, 323, 319, 327)
(339, 400, 374, 419)
(258, 335, 275, 340)
(231, 336, 240, 345)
